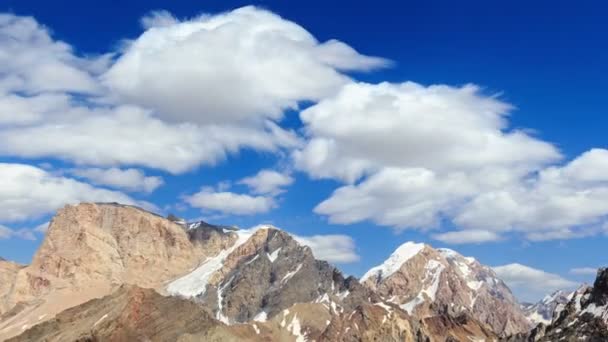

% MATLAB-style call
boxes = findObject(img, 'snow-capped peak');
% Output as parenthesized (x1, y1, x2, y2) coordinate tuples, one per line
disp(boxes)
(361, 242, 425, 282)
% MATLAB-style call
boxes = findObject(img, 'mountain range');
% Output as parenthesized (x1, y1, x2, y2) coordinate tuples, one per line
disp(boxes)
(0, 202, 604, 341)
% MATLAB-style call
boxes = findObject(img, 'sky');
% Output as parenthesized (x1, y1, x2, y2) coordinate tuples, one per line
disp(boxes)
(0, 0, 606, 302)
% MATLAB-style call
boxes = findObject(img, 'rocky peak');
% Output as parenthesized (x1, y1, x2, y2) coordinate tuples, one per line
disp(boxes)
(362, 241, 531, 336)
(506, 269, 608, 342)
(168, 226, 373, 325)
(522, 289, 570, 325)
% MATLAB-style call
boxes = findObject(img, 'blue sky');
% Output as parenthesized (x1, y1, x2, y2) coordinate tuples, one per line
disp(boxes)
(0, 0, 606, 302)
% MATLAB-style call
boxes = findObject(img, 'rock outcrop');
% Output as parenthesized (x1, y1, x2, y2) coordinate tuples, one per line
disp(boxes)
(362, 242, 531, 336)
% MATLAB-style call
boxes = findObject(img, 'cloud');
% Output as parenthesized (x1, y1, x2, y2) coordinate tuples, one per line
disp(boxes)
(297, 81, 608, 242)
(240, 169, 294, 195)
(104, 6, 389, 126)
(569, 267, 598, 276)
(70, 167, 164, 193)
(186, 187, 275, 215)
(0, 9, 340, 175)
(0, 163, 147, 222)
(294, 234, 359, 263)
(140, 10, 178, 29)
(493, 263, 578, 302)
(432, 230, 503, 244)
(0, 224, 37, 241)
(0, 13, 102, 95)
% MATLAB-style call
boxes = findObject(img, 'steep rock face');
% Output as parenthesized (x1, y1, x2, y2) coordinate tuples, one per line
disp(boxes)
(0, 260, 24, 315)
(168, 227, 376, 324)
(521, 290, 570, 325)
(0, 203, 235, 340)
(509, 268, 608, 342)
(362, 242, 530, 336)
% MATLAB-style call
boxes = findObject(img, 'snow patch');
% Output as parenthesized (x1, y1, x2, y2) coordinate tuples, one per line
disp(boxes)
(245, 254, 260, 265)
(287, 314, 306, 342)
(93, 314, 108, 327)
(253, 311, 268, 322)
(361, 242, 425, 282)
(252, 323, 260, 334)
(267, 247, 282, 262)
(281, 263, 303, 284)
(166, 227, 258, 297)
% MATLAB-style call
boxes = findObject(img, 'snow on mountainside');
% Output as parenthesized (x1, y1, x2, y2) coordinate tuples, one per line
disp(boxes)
(361, 242, 425, 282)
(362, 241, 531, 336)
(521, 290, 570, 325)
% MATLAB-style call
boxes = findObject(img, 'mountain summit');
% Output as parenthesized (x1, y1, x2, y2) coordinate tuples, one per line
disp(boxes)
(362, 242, 531, 336)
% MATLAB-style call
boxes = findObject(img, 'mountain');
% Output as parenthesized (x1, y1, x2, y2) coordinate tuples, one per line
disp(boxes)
(5, 285, 252, 342)
(506, 268, 607, 342)
(0, 203, 235, 340)
(166, 226, 377, 324)
(0, 202, 536, 341)
(521, 290, 570, 325)
(361, 242, 531, 336)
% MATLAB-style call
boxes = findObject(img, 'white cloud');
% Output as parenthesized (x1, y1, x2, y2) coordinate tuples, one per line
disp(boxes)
(294, 234, 359, 263)
(569, 267, 598, 276)
(240, 169, 294, 195)
(295, 82, 559, 183)
(297, 81, 608, 242)
(0, 13, 102, 95)
(493, 263, 578, 302)
(0, 163, 146, 222)
(432, 230, 503, 244)
(103, 6, 389, 126)
(70, 167, 164, 193)
(0, 9, 332, 175)
(186, 188, 275, 215)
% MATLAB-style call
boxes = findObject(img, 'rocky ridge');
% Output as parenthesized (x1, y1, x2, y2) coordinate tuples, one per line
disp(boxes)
(506, 268, 608, 342)
(521, 290, 570, 325)
(0, 202, 545, 341)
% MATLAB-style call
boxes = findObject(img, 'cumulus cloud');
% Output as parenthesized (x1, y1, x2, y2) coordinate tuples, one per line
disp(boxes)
(2, 8, 383, 176)
(240, 169, 294, 195)
(104, 6, 389, 126)
(432, 230, 503, 244)
(70, 167, 163, 193)
(186, 187, 275, 215)
(297, 81, 608, 243)
(493, 263, 578, 302)
(0, 163, 147, 222)
(569, 267, 598, 276)
(294, 234, 359, 263)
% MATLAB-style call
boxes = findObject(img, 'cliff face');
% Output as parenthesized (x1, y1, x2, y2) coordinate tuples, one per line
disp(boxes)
(362, 243, 531, 336)
(0, 202, 235, 340)
(0, 260, 24, 315)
